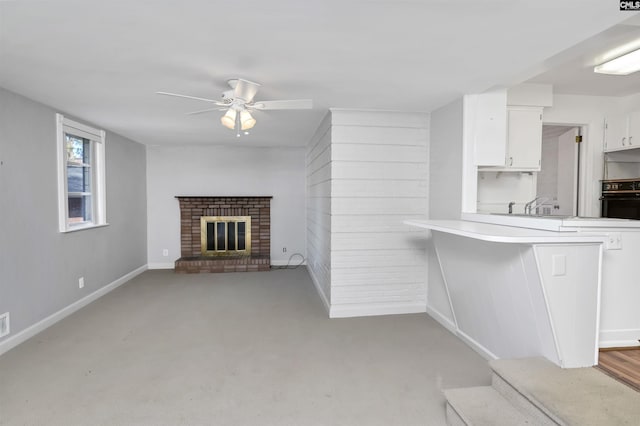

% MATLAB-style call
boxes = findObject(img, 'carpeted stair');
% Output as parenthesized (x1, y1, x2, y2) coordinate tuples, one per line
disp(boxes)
(444, 357, 640, 425)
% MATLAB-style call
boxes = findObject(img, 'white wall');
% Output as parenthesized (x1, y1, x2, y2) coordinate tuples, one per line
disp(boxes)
(543, 94, 619, 217)
(306, 112, 332, 309)
(146, 144, 306, 267)
(329, 110, 429, 318)
(477, 172, 536, 214)
(427, 98, 463, 329)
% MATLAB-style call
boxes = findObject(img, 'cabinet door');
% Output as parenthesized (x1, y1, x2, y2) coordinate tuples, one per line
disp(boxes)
(604, 114, 628, 152)
(506, 107, 542, 169)
(627, 110, 640, 149)
(472, 90, 508, 166)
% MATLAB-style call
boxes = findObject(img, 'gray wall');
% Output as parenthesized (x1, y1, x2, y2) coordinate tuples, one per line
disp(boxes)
(0, 88, 147, 342)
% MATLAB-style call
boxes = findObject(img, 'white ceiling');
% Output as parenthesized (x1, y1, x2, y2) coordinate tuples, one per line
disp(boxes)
(0, 1, 636, 147)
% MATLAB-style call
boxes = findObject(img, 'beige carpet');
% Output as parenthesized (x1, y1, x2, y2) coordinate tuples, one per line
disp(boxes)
(0, 268, 490, 425)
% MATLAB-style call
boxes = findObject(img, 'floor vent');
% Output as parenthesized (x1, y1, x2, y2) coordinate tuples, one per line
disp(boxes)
(0, 312, 10, 338)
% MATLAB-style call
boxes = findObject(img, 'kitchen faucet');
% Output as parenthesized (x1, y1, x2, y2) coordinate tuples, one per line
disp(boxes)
(524, 197, 549, 215)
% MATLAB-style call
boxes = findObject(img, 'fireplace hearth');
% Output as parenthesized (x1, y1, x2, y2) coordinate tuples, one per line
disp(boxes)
(174, 196, 272, 273)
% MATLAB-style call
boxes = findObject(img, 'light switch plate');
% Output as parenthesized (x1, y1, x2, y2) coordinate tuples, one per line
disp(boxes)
(552, 254, 566, 276)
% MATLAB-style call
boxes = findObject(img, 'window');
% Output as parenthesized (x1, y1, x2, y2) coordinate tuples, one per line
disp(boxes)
(56, 114, 107, 232)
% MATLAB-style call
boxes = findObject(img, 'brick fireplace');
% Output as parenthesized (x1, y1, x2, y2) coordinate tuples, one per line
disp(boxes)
(175, 196, 272, 273)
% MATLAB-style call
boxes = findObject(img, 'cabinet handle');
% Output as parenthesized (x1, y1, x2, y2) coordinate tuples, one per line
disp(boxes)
(629, 136, 633, 145)
(509, 157, 513, 166)
(622, 137, 627, 146)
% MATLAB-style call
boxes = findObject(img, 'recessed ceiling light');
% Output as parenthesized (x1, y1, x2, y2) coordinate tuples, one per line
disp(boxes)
(594, 48, 640, 75)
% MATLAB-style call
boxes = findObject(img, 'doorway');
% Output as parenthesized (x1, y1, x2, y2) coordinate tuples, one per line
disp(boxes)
(536, 125, 580, 216)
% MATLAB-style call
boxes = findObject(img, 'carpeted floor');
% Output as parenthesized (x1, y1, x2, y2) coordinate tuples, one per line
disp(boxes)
(0, 268, 490, 425)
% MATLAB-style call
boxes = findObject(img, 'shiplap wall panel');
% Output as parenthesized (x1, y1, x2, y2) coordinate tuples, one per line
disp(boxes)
(331, 144, 427, 163)
(306, 112, 332, 308)
(331, 180, 428, 198)
(331, 249, 426, 268)
(332, 232, 427, 251)
(332, 198, 428, 215)
(329, 110, 429, 317)
(332, 162, 428, 180)
(332, 214, 425, 233)
(332, 126, 428, 145)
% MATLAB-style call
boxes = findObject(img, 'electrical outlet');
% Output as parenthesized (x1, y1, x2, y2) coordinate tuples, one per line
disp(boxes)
(283, 247, 287, 253)
(605, 232, 622, 250)
(162, 249, 169, 257)
(78, 277, 85, 289)
(0, 312, 9, 338)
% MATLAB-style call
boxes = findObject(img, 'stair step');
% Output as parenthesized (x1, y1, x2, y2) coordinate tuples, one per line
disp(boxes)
(444, 386, 537, 426)
(490, 357, 640, 426)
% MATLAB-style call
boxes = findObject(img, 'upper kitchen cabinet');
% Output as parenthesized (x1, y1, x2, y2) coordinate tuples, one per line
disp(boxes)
(506, 106, 543, 169)
(604, 110, 640, 152)
(470, 84, 550, 171)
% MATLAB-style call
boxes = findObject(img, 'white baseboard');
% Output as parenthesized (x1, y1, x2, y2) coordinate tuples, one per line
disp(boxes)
(599, 328, 640, 348)
(148, 262, 174, 270)
(271, 259, 307, 267)
(305, 265, 330, 315)
(456, 329, 499, 362)
(0, 264, 148, 356)
(426, 304, 457, 334)
(329, 302, 426, 318)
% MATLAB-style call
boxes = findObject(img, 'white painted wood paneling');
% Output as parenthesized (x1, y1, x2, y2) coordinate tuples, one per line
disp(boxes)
(329, 111, 429, 316)
(332, 144, 427, 163)
(332, 214, 426, 233)
(331, 249, 426, 268)
(332, 197, 428, 215)
(332, 161, 428, 180)
(332, 126, 428, 146)
(306, 112, 332, 310)
(331, 180, 427, 198)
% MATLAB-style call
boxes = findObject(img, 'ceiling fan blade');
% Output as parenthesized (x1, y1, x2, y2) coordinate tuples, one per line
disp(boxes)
(156, 91, 226, 105)
(185, 107, 227, 115)
(233, 79, 261, 102)
(251, 99, 313, 110)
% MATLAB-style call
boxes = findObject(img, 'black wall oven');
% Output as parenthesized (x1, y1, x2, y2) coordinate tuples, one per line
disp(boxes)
(601, 179, 640, 219)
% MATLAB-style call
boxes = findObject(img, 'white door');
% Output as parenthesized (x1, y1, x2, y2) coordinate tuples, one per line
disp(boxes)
(556, 128, 578, 216)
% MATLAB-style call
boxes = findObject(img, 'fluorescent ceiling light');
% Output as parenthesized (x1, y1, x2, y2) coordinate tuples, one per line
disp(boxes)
(594, 48, 640, 75)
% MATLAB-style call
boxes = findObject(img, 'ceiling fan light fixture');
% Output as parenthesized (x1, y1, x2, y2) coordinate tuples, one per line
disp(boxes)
(240, 110, 256, 130)
(221, 109, 237, 129)
(594, 48, 640, 75)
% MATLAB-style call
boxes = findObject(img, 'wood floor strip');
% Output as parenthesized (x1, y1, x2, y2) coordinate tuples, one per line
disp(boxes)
(598, 349, 640, 393)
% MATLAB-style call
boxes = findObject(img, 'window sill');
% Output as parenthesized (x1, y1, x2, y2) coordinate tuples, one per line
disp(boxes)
(60, 223, 110, 233)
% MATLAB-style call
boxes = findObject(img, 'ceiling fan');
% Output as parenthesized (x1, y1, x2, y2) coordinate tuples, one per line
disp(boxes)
(157, 78, 312, 136)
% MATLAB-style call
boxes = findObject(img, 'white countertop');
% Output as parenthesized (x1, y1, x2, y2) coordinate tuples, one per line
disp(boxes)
(462, 213, 640, 231)
(405, 219, 607, 244)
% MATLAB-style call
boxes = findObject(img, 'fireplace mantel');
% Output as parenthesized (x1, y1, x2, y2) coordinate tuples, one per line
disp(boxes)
(175, 196, 272, 273)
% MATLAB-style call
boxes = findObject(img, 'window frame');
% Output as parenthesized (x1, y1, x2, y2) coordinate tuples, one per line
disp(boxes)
(56, 113, 107, 233)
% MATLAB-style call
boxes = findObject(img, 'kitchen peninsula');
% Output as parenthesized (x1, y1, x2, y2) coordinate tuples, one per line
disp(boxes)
(407, 215, 640, 369)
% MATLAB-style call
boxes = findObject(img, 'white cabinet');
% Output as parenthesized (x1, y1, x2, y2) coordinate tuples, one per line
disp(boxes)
(474, 104, 543, 171)
(604, 111, 640, 152)
(506, 107, 543, 170)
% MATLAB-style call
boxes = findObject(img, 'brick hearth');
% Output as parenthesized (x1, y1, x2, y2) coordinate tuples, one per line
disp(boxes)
(175, 196, 272, 273)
